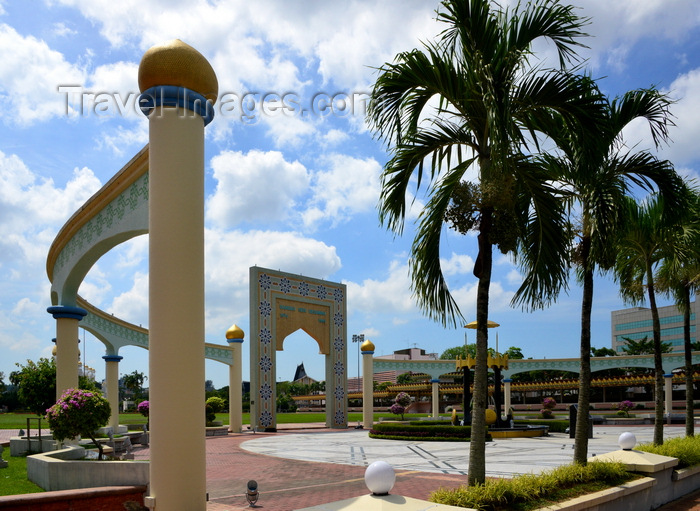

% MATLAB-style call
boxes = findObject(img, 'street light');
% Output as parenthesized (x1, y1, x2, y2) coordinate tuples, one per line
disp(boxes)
(351, 334, 364, 393)
(351, 334, 364, 428)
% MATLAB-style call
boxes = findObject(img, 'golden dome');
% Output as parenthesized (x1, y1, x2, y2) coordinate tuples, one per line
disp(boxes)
(361, 339, 375, 352)
(138, 39, 218, 103)
(225, 324, 245, 340)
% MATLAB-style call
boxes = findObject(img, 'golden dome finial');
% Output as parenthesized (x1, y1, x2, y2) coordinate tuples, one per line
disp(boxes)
(226, 324, 245, 340)
(138, 39, 218, 103)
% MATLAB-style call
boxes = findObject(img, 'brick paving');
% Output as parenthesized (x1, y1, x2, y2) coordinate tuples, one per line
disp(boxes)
(200, 428, 464, 510)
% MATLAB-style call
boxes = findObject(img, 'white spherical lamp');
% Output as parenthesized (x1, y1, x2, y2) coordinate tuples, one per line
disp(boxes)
(365, 460, 395, 495)
(618, 431, 637, 450)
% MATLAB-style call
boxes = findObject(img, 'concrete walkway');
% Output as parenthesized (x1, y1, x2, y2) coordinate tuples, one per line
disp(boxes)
(241, 425, 686, 478)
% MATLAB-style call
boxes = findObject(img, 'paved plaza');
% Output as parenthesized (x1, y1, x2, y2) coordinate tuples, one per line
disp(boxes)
(3, 424, 700, 510)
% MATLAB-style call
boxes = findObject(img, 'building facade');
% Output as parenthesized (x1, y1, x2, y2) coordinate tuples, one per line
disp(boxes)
(611, 291, 699, 354)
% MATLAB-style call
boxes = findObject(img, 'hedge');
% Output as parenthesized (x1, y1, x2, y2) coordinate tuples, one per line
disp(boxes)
(369, 422, 492, 441)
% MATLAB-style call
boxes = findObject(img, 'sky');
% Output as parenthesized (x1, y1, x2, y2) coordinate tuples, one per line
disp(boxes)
(0, 0, 699, 390)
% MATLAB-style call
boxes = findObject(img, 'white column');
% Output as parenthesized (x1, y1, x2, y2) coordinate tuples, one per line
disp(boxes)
(362, 348, 374, 429)
(431, 379, 440, 418)
(103, 355, 123, 432)
(665, 374, 673, 418)
(503, 379, 512, 413)
(228, 339, 243, 433)
(47, 306, 87, 399)
(148, 104, 206, 510)
(140, 39, 217, 511)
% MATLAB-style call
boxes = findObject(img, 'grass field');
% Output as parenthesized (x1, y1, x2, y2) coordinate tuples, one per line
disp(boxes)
(0, 411, 431, 429)
(0, 455, 44, 496)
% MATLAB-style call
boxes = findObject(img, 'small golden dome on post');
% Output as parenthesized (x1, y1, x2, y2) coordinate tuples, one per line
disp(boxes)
(361, 339, 375, 352)
(138, 39, 218, 103)
(225, 324, 245, 340)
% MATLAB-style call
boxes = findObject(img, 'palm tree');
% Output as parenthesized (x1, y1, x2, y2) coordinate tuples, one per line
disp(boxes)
(532, 86, 684, 463)
(368, 0, 601, 485)
(614, 194, 693, 445)
(656, 189, 700, 436)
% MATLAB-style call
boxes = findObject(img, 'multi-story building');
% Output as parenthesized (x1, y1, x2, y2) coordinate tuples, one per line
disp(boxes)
(611, 291, 699, 354)
(347, 347, 439, 392)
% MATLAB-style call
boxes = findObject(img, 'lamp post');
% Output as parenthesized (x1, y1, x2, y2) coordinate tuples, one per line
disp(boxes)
(351, 334, 364, 393)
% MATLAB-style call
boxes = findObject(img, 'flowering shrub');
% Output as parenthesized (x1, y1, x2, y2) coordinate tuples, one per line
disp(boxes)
(137, 400, 149, 430)
(389, 392, 411, 420)
(137, 400, 149, 417)
(46, 388, 111, 459)
(395, 392, 411, 408)
(389, 402, 406, 420)
(542, 397, 557, 410)
(618, 400, 634, 418)
(540, 397, 557, 419)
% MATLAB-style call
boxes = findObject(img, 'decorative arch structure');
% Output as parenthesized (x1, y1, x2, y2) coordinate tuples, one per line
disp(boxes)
(249, 266, 347, 431)
(45, 145, 237, 432)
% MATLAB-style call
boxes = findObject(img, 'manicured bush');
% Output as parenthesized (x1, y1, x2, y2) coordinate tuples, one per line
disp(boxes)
(431, 461, 633, 509)
(206, 396, 226, 413)
(45, 388, 111, 459)
(370, 422, 491, 442)
(617, 400, 634, 417)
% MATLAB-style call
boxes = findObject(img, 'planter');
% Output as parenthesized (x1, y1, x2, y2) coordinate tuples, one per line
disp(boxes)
(205, 426, 229, 436)
(27, 445, 149, 491)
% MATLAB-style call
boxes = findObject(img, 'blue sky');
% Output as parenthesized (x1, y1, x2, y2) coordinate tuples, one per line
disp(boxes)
(1, 0, 699, 389)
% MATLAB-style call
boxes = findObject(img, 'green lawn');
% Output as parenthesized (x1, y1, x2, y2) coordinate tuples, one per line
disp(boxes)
(0, 411, 430, 429)
(0, 455, 44, 496)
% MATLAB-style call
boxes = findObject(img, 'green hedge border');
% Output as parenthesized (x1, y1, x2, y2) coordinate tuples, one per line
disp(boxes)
(369, 422, 492, 442)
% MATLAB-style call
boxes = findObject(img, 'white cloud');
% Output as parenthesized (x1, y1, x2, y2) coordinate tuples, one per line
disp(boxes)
(302, 153, 381, 228)
(0, 24, 87, 125)
(109, 271, 148, 327)
(665, 68, 700, 167)
(345, 260, 416, 315)
(441, 253, 474, 277)
(207, 149, 310, 227)
(53, 22, 77, 37)
(96, 123, 148, 155)
(0, 151, 101, 264)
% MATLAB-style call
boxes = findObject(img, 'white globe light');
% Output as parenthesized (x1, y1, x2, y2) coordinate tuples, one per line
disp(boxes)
(365, 460, 395, 495)
(618, 432, 637, 450)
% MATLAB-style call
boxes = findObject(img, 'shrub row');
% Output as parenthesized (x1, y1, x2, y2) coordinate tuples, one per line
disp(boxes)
(637, 435, 700, 469)
(370, 422, 492, 441)
(431, 461, 634, 510)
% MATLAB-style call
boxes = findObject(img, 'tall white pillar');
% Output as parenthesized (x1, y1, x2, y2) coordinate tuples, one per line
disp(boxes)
(103, 355, 123, 432)
(361, 340, 375, 429)
(139, 39, 217, 511)
(226, 324, 244, 434)
(503, 379, 512, 413)
(431, 379, 440, 418)
(664, 373, 673, 419)
(47, 306, 87, 399)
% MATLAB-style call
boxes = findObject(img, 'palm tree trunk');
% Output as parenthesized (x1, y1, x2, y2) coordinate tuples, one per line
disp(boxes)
(647, 265, 665, 445)
(468, 211, 493, 486)
(683, 286, 694, 437)
(573, 241, 593, 464)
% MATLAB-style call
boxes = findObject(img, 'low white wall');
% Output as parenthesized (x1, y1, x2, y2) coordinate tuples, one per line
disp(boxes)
(27, 445, 149, 491)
